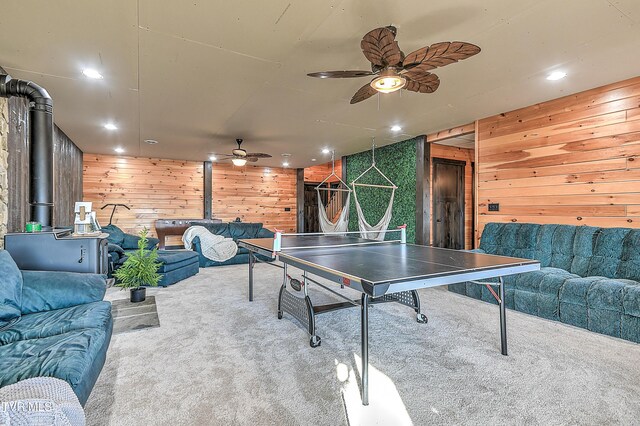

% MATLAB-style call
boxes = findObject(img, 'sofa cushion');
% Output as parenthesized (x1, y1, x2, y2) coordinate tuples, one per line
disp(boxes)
(513, 268, 576, 319)
(588, 228, 631, 278)
(549, 225, 577, 270)
(617, 229, 640, 282)
(190, 222, 230, 237)
(0, 301, 112, 346)
(121, 233, 160, 250)
(229, 222, 263, 240)
(101, 224, 125, 246)
(156, 250, 199, 273)
(478, 222, 505, 254)
(0, 251, 23, 326)
(20, 271, 107, 315)
(535, 224, 558, 267)
(0, 326, 112, 405)
(570, 226, 599, 277)
(623, 282, 640, 317)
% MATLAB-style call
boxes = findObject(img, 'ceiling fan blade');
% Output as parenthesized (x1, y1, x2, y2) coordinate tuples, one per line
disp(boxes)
(350, 83, 378, 104)
(307, 70, 375, 78)
(246, 153, 272, 159)
(361, 27, 403, 67)
(246, 157, 259, 162)
(402, 42, 480, 72)
(404, 73, 440, 93)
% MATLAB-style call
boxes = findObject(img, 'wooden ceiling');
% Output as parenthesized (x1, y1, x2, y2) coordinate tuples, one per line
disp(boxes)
(1, 0, 639, 167)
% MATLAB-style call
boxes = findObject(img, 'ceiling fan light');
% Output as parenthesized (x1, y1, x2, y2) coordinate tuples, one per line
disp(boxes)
(232, 158, 247, 167)
(371, 74, 406, 93)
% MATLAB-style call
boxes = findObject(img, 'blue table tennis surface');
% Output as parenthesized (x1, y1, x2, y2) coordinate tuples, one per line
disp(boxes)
(239, 235, 539, 286)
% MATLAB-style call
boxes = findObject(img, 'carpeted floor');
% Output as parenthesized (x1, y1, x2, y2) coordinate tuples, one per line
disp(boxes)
(85, 264, 640, 425)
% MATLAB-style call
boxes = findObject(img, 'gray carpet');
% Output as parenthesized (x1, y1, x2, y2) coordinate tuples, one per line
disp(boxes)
(85, 264, 640, 425)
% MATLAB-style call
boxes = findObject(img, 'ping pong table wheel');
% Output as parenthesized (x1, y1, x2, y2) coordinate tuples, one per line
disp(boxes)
(417, 313, 428, 324)
(277, 311, 283, 319)
(310, 335, 321, 348)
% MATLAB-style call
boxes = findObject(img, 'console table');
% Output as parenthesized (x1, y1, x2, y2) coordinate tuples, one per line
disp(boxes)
(155, 218, 221, 249)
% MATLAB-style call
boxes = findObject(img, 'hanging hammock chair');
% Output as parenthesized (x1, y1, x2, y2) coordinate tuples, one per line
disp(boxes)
(316, 151, 351, 233)
(351, 140, 397, 241)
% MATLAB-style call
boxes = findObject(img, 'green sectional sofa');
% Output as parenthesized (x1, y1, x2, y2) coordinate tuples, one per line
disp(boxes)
(449, 223, 640, 343)
(103, 224, 199, 286)
(0, 250, 112, 405)
(189, 221, 274, 267)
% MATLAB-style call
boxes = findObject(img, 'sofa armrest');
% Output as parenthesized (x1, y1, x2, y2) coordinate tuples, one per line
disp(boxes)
(20, 271, 108, 314)
(466, 248, 486, 254)
(257, 227, 275, 238)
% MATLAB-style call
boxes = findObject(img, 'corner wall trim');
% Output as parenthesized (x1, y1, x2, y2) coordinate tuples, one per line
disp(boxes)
(296, 168, 304, 232)
(415, 135, 430, 245)
(204, 161, 212, 219)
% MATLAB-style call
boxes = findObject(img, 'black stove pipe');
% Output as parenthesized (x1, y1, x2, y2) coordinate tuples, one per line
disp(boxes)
(0, 74, 54, 227)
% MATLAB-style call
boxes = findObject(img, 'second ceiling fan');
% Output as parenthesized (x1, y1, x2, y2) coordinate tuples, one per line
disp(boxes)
(211, 139, 272, 166)
(308, 26, 481, 104)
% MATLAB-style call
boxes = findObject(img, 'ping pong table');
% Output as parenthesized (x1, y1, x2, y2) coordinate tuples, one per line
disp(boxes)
(238, 229, 540, 405)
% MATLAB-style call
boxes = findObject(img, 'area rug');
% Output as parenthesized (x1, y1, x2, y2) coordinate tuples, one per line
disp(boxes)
(111, 295, 160, 334)
(86, 264, 640, 425)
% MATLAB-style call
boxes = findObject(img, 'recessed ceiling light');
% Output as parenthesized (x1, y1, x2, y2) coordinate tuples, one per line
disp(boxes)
(311, 158, 317, 162)
(322, 148, 330, 154)
(145, 139, 158, 145)
(209, 155, 217, 161)
(82, 68, 103, 79)
(546, 71, 567, 81)
(391, 125, 402, 132)
(114, 147, 125, 153)
(282, 162, 289, 167)
(104, 123, 118, 131)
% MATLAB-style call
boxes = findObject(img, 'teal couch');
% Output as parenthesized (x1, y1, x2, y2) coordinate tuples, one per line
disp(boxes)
(102, 224, 199, 286)
(0, 250, 112, 405)
(449, 223, 640, 343)
(190, 222, 274, 267)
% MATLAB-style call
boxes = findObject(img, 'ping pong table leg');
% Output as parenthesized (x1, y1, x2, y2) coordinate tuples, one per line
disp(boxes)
(361, 293, 369, 406)
(499, 277, 507, 356)
(248, 252, 255, 302)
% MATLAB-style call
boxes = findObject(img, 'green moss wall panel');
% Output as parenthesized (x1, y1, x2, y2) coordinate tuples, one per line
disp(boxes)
(346, 137, 418, 243)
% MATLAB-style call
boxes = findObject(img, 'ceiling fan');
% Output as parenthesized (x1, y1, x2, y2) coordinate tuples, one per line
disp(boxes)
(307, 26, 480, 104)
(210, 139, 272, 166)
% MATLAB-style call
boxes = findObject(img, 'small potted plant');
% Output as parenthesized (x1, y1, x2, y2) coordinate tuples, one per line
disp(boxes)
(113, 228, 162, 302)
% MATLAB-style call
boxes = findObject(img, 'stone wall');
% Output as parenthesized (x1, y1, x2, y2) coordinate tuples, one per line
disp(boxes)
(0, 98, 8, 248)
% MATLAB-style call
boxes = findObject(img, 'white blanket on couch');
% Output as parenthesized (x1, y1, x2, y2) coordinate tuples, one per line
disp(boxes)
(182, 226, 238, 262)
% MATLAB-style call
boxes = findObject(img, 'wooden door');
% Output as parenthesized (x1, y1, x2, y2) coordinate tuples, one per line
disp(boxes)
(304, 184, 320, 233)
(432, 158, 465, 249)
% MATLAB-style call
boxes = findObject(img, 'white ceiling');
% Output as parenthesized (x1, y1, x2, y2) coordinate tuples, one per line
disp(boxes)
(1, 0, 639, 168)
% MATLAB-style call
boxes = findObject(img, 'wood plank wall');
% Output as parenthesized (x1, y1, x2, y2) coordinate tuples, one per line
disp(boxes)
(477, 76, 640, 243)
(54, 127, 83, 226)
(303, 159, 342, 183)
(6, 95, 83, 231)
(430, 143, 474, 249)
(83, 154, 204, 237)
(212, 164, 297, 232)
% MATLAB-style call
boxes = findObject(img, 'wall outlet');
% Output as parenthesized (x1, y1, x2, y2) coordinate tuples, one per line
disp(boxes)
(488, 203, 500, 212)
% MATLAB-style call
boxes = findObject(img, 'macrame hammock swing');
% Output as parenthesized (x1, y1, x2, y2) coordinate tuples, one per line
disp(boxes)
(316, 151, 351, 233)
(351, 139, 397, 241)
